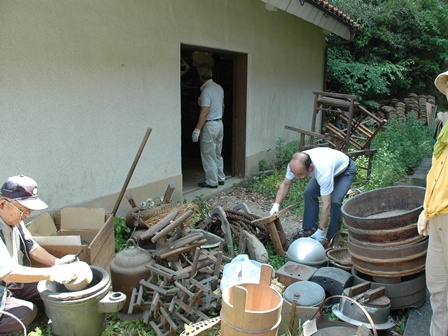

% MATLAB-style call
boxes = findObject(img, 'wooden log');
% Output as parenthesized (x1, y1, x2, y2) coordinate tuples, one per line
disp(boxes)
(151, 210, 193, 243)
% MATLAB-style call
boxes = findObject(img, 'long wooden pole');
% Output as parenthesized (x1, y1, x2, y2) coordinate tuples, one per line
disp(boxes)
(112, 127, 152, 216)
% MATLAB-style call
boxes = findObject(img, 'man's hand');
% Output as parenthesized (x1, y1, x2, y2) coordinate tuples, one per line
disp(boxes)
(49, 264, 79, 284)
(436, 112, 448, 125)
(192, 129, 201, 142)
(417, 210, 429, 236)
(270, 203, 280, 216)
(55, 254, 78, 265)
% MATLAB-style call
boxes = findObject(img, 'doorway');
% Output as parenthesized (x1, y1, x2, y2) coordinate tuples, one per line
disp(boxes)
(180, 45, 247, 192)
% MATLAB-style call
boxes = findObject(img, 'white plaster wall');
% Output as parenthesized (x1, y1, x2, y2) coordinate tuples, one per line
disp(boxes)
(1, 0, 325, 213)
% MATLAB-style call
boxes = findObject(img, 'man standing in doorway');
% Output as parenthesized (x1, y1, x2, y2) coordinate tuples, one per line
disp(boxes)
(192, 63, 226, 188)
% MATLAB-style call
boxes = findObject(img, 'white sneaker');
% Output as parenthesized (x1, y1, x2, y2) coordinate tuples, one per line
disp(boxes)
(310, 229, 325, 242)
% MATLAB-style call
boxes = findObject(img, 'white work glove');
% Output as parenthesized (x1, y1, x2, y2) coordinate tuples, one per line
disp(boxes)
(49, 264, 79, 284)
(192, 128, 201, 143)
(270, 203, 280, 216)
(436, 112, 448, 125)
(54, 254, 78, 265)
(310, 229, 325, 243)
(417, 210, 429, 236)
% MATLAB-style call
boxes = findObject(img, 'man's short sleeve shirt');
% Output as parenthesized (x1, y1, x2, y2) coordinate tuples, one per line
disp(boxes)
(285, 148, 349, 196)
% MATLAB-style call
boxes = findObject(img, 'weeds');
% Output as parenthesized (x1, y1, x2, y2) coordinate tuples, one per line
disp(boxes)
(361, 113, 433, 190)
(114, 216, 131, 253)
(102, 314, 156, 336)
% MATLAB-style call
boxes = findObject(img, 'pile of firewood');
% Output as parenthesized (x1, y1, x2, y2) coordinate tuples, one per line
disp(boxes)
(377, 93, 436, 124)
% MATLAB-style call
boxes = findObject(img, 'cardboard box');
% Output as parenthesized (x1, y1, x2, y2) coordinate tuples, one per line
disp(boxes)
(30, 208, 115, 273)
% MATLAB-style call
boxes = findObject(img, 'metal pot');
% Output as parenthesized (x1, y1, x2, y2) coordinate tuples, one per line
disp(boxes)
(110, 239, 154, 312)
(286, 237, 327, 267)
(38, 266, 126, 336)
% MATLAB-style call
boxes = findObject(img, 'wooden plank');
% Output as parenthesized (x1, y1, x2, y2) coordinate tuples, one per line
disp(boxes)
(250, 204, 295, 225)
(284, 125, 327, 139)
(162, 184, 175, 204)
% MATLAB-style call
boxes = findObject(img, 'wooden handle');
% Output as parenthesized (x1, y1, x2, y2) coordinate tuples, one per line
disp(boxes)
(112, 127, 152, 216)
(250, 204, 295, 225)
(232, 285, 248, 313)
(258, 264, 273, 289)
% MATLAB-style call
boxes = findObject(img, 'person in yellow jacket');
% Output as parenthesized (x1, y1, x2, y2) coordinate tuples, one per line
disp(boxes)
(418, 70, 448, 336)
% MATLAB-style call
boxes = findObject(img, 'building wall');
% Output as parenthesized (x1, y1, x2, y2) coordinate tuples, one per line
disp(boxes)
(1, 0, 325, 216)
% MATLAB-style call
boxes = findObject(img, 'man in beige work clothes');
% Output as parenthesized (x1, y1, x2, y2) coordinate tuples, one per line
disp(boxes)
(418, 71, 448, 336)
(191, 63, 226, 189)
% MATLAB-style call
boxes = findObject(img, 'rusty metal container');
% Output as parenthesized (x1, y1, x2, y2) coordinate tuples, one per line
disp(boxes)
(110, 239, 154, 312)
(352, 269, 427, 310)
(341, 186, 427, 281)
(347, 237, 428, 279)
(341, 185, 425, 246)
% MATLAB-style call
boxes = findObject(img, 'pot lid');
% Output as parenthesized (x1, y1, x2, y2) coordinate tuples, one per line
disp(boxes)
(286, 237, 327, 266)
(283, 281, 325, 307)
(111, 239, 153, 269)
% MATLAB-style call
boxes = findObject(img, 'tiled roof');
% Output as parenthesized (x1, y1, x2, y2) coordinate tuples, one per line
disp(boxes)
(311, 0, 362, 29)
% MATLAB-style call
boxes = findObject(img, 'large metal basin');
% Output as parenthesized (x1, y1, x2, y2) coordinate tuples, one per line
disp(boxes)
(341, 186, 425, 245)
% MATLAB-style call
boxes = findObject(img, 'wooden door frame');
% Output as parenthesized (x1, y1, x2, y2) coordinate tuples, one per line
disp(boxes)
(180, 44, 247, 177)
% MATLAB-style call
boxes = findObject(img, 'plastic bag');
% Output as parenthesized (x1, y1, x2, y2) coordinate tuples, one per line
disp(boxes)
(220, 254, 262, 292)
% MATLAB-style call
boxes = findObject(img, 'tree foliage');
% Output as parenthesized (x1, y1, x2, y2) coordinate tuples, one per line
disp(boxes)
(327, 0, 448, 108)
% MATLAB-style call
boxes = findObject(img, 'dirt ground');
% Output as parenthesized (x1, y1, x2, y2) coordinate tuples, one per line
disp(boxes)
(201, 185, 303, 241)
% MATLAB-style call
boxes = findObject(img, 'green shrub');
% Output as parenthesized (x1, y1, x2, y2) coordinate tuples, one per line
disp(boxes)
(362, 113, 433, 190)
(114, 216, 131, 253)
(274, 138, 301, 169)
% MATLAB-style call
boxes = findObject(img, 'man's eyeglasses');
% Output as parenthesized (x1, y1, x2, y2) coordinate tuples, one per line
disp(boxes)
(6, 200, 31, 218)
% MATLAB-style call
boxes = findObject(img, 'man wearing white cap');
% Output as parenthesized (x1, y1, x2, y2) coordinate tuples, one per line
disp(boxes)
(0, 175, 81, 334)
(418, 71, 448, 336)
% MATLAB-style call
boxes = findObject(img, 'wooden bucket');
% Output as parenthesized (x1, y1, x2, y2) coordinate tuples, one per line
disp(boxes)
(221, 264, 283, 336)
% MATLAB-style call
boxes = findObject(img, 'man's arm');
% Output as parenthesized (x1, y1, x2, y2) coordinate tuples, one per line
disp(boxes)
(318, 194, 331, 230)
(274, 178, 294, 205)
(29, 245, 58, 266)
(195, 106, 209, 130)
(1, 264, 52, 283)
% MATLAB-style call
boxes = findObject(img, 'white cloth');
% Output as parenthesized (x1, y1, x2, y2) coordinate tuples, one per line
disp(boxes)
(198, 79, 224, 120)
(285, 147, 349, 196)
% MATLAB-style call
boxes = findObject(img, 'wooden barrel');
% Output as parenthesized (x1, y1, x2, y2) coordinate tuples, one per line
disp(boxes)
(348, 237, 428, 279)
(341, 186, 425, 246)
(221, 264, 283, 336)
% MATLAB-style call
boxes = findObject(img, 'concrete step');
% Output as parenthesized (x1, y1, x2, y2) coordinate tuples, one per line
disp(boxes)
(410, 157, 432, 187)
(403, 290, 431, 336)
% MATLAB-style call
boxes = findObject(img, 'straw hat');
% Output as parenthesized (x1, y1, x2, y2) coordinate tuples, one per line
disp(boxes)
(434, 71, 448, 95)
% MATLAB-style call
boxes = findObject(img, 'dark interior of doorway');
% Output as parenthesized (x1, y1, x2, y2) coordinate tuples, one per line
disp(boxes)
(181, 48, 234, 192)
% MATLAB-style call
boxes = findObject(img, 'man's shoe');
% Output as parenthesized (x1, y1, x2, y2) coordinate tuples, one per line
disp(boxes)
(292, 228, 316, 240)
(198, 182, 218, 189)
(218, 181, 225, 186)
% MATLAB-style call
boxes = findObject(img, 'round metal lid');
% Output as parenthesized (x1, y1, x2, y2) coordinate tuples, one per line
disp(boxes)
(283, 281, 326, 307)
(286, 237, 327, 266)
